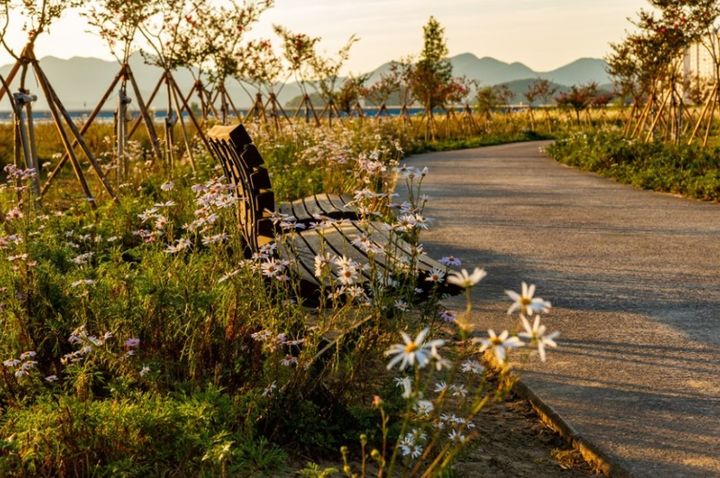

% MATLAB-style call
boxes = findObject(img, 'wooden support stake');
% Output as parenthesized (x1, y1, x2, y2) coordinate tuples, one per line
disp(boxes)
(168, 75, 196, 171)
(0, 61, 21, 103)
(128, 74, 164, 139)
(127, 66, 163, 163)
(13, 95, 39, 195)
(703, 90, 717, 147)
(631, 94, 654, 139)
(34, 61, 118, 202)
(169, 73, 213, 160)
(222, 85, 242, 121)
(40, 66, 123, 196)
(42, 64, 125, 197)
(645, 90, 670, 142)
(33, 64, 97, 207)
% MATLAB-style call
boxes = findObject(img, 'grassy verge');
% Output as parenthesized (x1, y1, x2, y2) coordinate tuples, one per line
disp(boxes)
(410, 130, 554, 154)
(546, 130, 720, 201)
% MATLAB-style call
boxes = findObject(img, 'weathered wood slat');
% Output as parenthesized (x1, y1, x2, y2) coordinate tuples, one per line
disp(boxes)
(321, 192, 356, 215)
(310, 193, 357, 217)
(303, 223, 386, 281)
(276, 240, 323, 303)
(356, 220, 445, 272)
(276, 193, 358, 225)
(277, 236, 321, 286)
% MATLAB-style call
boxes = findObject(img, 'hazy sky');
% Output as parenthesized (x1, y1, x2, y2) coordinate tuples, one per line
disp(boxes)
(0, 0, 647, 72)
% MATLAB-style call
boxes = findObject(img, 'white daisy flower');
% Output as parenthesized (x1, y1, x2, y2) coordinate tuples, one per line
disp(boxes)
(385, 328, 445, 371)
(398, 431, 424, 459)
(414, 400, 434, 416)
(460, 359, 485, 375)
(394, 376, 413, 399)
(425, 267, 446, 283)
(505, 281, 551, 316)
(447, 429, 468, 443)
(447, 267, 487, 288)
(313, 253, 334, 278)
(475, 329, 524, 363)
(518, 315, 560, 362)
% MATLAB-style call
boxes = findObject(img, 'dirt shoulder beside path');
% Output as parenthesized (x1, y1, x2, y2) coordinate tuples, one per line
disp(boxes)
(407, 141, 720, 477)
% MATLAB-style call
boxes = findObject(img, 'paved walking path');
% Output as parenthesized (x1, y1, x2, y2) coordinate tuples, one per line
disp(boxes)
(407, 142, 720, 477)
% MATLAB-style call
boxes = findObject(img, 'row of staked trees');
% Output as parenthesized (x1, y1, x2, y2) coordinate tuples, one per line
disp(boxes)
(0, 2, 487, 204)
(607, 0, 720, 144)
(0, 1, 616, 128)
(0, 2, 474, 121)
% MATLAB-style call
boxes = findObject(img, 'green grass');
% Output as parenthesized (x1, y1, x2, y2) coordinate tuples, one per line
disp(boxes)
(411, 130, 554, 154)
(547, 130, 720, 201)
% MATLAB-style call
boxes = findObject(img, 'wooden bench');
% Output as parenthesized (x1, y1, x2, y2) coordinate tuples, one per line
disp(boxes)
(206, 124, 459, 305)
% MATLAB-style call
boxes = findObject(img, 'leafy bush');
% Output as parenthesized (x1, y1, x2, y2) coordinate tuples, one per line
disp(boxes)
(547, 130, 720, 201)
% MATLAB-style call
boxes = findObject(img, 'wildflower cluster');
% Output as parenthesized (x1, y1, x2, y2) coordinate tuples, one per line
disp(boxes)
(0, 115, 571, 476)
(3, 351, 37, 379)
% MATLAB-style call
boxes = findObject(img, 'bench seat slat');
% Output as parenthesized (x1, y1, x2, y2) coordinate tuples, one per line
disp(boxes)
(356, 220, 445, 272)
(321, 192, 357, 215)
(277, 234, 322, 288)
(276, 193, 358, 226)
(305, 223, 389, 281)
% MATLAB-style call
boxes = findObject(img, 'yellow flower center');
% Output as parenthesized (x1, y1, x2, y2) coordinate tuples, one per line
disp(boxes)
(491, 337, 503, 346)
(405, 342, 419, 353)
(521, 297, 532, 306)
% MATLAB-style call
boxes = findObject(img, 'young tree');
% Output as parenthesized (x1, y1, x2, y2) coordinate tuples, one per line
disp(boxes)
(308, 34, 359, 118)
(610, 0, 717, 142)
(407, 16, 454, 113)
(406, 16, 456, 139)
(364, 68, 401, 107)
(238, 38, 284, 97)
(555, 83, 598, 125)
(273, 25, 320, 99)
(474, 84, 512, 119)
(524, 78, 557, 129)
(190, 0, 272, 123)
(0, 0, 86, 59)
(336, 74, 369, 115)
(85, 0, 159, 65)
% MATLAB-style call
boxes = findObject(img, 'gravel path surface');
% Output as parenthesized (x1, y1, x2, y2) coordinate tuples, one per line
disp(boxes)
(407, 142, 720, 477)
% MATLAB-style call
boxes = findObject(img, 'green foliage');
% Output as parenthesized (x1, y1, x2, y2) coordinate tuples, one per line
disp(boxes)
(474, 85, 513, 117)
(547, 130, 720, 201)
(0, 117, 449, 474)
(298, 462, 339, 478)
(418, 16, 452, 83)
(408, 16, 454, 111)
(0, 388, 288, 477)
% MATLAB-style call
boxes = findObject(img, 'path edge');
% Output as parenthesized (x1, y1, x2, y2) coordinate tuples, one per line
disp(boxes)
(485, 352, 633, 477)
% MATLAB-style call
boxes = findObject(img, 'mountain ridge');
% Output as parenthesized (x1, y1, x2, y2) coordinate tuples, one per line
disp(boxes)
(0, 52, 610, 110)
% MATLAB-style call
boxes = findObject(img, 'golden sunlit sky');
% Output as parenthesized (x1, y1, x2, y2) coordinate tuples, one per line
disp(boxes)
(0, 0, 647, 73)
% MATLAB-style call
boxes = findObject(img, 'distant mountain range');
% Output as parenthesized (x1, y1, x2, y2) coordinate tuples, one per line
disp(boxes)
(0, 52, 611, 111)
(368, 54, 610, 87)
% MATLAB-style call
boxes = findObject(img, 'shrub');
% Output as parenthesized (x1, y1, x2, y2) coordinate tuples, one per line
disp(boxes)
(547, 130, 720, 201)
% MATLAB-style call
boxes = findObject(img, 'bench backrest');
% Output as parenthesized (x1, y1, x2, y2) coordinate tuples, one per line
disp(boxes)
(206, 124, 275, 254)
